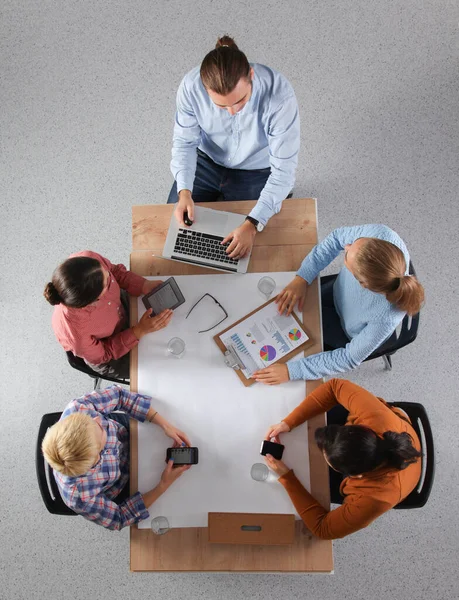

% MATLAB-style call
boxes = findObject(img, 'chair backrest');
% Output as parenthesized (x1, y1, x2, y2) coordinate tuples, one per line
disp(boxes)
(66, 351, 98, 379)
(35, 412, 77, 516)
(390, 402, 435, 509)
(320, 271, 419, 361)
(367, 312, 420, 359)
(66, 351, 129, 385)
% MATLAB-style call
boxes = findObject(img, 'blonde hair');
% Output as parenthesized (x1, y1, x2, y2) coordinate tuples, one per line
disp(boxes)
(42, 412, 100, 477)
(354, 238, 425, 316)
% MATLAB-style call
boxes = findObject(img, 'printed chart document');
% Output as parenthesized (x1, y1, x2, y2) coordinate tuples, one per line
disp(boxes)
(220, 301, 309, 379)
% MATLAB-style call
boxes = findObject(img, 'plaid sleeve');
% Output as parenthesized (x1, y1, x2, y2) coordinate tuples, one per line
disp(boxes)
(63, 386, 151, 422)
(71, 491, 150, 531)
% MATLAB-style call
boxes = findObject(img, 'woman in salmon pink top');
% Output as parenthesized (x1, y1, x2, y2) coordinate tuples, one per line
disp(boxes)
(264, 379, 422, 539)
(44, 251, 172, 378)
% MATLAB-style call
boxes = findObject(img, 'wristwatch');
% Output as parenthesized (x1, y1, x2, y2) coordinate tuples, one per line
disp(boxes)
(245, 216, 264, 232)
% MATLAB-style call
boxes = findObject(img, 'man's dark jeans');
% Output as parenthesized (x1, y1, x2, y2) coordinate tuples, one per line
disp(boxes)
(168, 150, 271, 204)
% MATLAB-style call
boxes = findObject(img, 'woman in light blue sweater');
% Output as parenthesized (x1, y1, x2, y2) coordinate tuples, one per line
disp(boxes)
(253, 224, 424, 384)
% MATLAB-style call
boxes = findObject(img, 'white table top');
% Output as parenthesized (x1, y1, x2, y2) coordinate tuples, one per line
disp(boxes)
(136, 272, 311, 529)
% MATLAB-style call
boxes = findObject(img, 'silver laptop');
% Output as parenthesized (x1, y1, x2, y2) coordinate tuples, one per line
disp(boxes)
(162, 206, 252, 273)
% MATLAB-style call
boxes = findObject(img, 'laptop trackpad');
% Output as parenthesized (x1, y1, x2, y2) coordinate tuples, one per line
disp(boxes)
(199, 210, 229, 235)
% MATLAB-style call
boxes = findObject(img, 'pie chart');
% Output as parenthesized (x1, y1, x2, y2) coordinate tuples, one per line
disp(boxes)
(289, 328, 302, 341)
(260, 345, 276, 361)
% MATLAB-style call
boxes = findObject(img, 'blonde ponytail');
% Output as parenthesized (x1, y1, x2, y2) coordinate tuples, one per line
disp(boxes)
(386, 274, 425, 315)
(354, 238, 424, 316)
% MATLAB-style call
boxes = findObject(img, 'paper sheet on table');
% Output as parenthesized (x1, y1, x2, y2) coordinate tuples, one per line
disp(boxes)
(136, 272, 311, 529)
(220, 301, 309, 378)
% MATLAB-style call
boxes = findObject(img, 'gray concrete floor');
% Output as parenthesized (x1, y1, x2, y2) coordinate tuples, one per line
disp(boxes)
(1, 1, 458, 598)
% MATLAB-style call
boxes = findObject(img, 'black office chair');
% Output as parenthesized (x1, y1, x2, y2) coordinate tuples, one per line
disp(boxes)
(327, 402, 435, 509)
(391, 402, 435, 509)
(320, 262, 420, 370)
(35, 412, 77, 516)
(66, 351, 130, 390)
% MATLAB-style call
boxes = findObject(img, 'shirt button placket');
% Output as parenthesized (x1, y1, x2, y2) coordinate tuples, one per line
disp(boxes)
(229, 114, 240, 166)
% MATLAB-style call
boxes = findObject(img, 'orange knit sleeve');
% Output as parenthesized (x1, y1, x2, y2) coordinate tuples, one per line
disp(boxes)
(283, 379, 339, 430)
(283, 378, 390, 430)
(328, 379, 397, 427)
(278, 470, 391, 539)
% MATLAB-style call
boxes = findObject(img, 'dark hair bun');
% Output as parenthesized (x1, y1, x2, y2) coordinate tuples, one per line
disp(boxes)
(43, 282, 62, 305)
(380, 431, 422, 470)
(215, 35, 238, 50)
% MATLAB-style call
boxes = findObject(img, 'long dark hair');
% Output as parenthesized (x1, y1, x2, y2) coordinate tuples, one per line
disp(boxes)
(315, 424, 421, 476)
(200, 35, 251, 95)
(43, 256, 104, 308)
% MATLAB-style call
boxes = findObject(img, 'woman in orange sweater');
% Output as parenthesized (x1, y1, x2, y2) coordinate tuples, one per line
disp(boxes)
(264, 379, 422, 539)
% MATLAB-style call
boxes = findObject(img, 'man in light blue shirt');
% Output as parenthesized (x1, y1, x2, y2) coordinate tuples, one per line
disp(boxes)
(168, 36, 300, 259)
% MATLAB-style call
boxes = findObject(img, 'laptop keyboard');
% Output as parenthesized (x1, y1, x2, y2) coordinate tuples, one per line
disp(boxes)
(174, 229, 239, 266)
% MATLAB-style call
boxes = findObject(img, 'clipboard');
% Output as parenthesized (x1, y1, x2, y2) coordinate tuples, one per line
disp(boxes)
(213, 298, 314, 387)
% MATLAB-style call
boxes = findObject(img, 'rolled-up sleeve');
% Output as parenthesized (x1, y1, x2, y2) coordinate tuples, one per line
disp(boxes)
(249, 95, 300, 225)
(171, 77, 201, 193)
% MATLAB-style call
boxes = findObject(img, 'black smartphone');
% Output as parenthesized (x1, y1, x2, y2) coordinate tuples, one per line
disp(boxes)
(166, 446, 199, 466)
(260, 440, 284, 460)
(142, 277, 185, 316)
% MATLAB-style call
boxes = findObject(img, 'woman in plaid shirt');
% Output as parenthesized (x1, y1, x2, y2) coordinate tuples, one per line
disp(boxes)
(42, 386, 192, 530)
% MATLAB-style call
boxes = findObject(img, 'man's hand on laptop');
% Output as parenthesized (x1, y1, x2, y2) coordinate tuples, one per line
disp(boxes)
(175, 190, 195, 227)
(222, 220, 256, 259)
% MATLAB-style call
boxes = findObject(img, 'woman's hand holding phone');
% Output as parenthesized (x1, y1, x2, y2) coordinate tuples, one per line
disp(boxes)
(160, 459, 190, 490)
(264, 454, 290, 477)
(162, 422, 191, 447)
(264, 420, 291, 443)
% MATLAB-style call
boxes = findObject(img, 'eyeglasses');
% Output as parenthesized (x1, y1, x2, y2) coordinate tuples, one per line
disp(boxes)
(185, 293, 228, 333)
